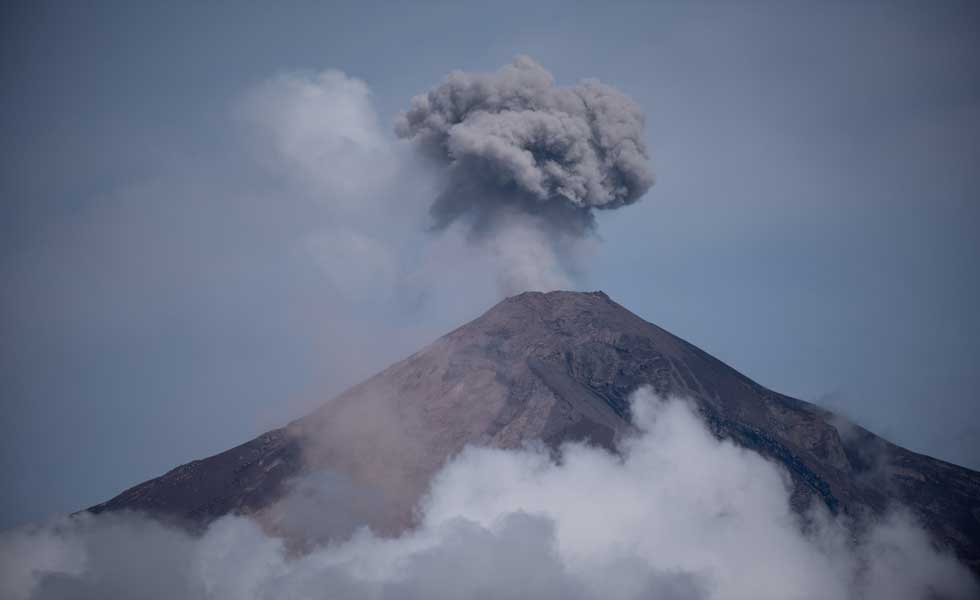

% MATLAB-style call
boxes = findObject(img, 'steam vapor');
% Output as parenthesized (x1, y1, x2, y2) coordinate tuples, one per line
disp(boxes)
(2, 391, 976, 600)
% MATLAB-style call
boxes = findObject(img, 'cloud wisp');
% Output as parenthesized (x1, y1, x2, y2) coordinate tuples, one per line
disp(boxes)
(3, 389, 975, 600)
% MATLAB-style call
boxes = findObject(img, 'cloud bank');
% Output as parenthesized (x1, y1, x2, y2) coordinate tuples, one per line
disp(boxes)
(3, 390, 975, 600)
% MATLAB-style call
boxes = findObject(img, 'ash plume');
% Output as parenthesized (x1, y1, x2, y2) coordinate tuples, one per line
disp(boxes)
(396, 56, 653, 246)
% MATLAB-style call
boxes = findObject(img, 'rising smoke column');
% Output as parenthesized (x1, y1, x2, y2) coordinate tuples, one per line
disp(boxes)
(396, 56, 653, 293)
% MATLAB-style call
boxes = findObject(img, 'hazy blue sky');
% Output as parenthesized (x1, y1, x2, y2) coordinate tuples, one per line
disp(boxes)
(2, 0, 978, 528)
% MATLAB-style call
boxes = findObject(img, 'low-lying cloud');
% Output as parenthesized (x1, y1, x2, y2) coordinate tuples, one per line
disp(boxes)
(3, 389, 975, 600)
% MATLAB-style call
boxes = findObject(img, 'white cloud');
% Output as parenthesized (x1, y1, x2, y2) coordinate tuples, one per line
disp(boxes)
(3, 389, 975, 600)
(237, 69, 397, 208)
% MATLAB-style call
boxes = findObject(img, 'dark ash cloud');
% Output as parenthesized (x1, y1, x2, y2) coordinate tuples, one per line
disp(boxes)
(396, 56, 654, 236)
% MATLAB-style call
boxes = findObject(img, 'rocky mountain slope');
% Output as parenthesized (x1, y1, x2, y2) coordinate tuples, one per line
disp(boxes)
(89, 291, 980, 571)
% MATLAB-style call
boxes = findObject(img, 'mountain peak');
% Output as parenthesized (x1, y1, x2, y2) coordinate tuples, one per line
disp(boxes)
(90, 290, 980, 572)
(502, 289, 612, 304)
(492, 289, 614, 315)
(466, 289, 651, 339)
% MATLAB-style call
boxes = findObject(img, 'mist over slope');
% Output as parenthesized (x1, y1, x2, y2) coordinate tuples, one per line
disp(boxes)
(0, 291, 954, 596)
(3, 387, 977, 599)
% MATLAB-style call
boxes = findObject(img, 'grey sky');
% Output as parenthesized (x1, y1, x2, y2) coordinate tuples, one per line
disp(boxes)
(1, 0, 978, 529)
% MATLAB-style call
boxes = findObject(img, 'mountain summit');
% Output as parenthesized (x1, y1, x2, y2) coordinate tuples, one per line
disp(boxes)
(90, 291, 980, 571)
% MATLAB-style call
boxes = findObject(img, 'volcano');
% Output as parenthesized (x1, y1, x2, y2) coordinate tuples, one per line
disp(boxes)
(89, 290, 980, 572)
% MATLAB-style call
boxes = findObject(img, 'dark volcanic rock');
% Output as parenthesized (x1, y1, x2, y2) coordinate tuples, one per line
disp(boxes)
(89, 291, 980, 571)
